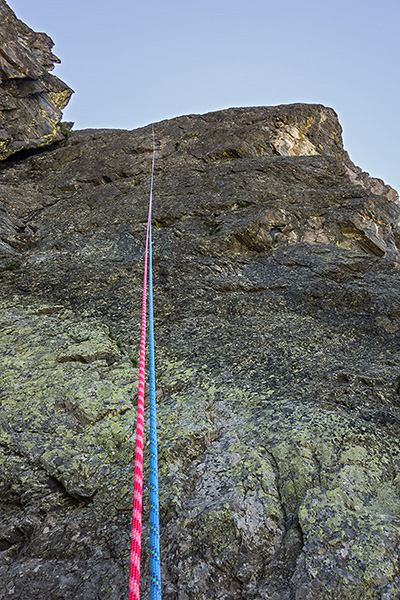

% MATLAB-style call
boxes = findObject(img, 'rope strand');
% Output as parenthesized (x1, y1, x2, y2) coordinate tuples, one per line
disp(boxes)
(128, 124, 156, 600)
(148, 125, 162, 599)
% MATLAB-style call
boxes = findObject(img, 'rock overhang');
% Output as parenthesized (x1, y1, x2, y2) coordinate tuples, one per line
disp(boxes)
(0, 0, 73, 159)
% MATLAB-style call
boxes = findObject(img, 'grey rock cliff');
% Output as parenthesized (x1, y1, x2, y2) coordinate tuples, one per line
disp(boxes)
(0, 0, 73, 159)
(1, 103, 400, 600)
(1, 7, 400, 600)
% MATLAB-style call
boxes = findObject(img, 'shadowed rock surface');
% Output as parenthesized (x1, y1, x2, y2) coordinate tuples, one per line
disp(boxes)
(0, 0, 73, 159)
(1, 101, 400, 600)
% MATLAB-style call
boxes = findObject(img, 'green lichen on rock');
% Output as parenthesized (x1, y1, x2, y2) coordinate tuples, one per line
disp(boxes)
(296, 487, 400, 599)
(1, 98, 400, 599)
(0, 299, 138, 513)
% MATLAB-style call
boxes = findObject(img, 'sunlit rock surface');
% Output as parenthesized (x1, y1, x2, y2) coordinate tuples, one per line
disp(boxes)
(0, 0, 73, 159)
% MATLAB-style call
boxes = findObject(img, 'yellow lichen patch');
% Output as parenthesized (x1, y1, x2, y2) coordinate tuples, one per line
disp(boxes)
(47, 89, 73, 110)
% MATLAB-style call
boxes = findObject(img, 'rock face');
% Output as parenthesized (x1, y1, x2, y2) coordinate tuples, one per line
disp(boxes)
(1, 101, 400, 600)
(0, 0, 73, 159)
(1, 9, 400, 595)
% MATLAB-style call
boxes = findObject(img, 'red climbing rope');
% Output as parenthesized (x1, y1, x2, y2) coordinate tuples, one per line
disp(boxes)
(128, 131, 154, 600)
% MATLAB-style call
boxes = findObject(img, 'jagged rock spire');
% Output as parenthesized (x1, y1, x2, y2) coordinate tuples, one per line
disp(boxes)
(0, 0, 73, 159)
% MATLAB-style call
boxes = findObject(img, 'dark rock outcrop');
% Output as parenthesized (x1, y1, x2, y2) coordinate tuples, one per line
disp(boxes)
(1, 103, 400, 600)
(0, 0, 73, 159)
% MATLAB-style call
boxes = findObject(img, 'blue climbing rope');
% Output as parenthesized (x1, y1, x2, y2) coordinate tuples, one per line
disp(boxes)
(148, 125, 162, 600)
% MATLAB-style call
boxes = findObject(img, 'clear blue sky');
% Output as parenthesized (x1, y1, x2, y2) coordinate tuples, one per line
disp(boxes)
(8, 0, 400, 194)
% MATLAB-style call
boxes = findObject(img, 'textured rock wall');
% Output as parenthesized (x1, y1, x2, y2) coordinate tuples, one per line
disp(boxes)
(1, 102, 400, 600)
(0, 0, 73, 159)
